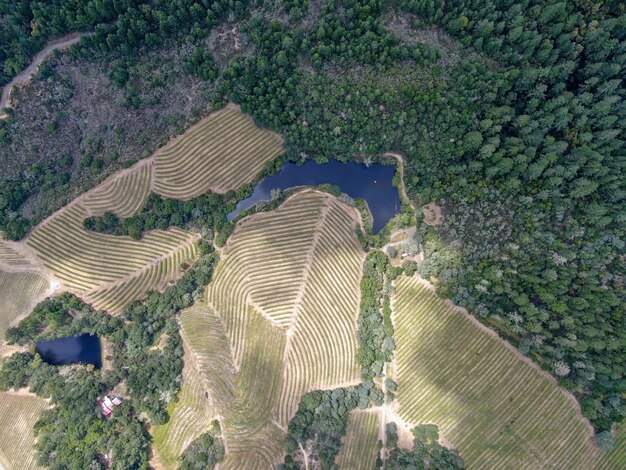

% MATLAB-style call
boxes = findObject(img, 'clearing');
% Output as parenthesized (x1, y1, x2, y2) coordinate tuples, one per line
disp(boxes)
(0, 33, 86, 119)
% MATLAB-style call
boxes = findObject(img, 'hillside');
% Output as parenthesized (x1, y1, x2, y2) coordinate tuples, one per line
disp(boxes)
(0, 0, 623, 469)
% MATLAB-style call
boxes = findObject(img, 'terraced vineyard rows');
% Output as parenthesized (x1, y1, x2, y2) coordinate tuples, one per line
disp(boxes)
(151, 313, 215, 469)
(220, 305, 286, 470)
(83, 240, 198, 314)
(207, 191, 363, 427)
(275, 195, 364, 425)
(0, 270, 50, 341)
(154, 191, 364, 467)
(24, 162, 198, 313)
(179, 302, 237, 415)
(336, 410, 380, 470)
(392, 275, 605, 469)
(153, 105, 284, 199)
(82, 162, 152, 218)
(178, 301, 284, 470)
(27, 203, 195, 291)
(0, 392, 48, 470)
(4, 106, 285, 319)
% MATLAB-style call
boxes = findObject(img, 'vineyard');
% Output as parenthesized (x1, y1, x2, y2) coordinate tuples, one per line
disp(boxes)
(335, 410, 380, 470)
(150, 191, 365, 467)
(81, 162, 153, 218)
(0, 104, 287, 319)
(151, 306, 216, 469)
(600, 424, 626, 469)
(0, 240, 52, 348)
(0, 391, 48, 470)
(153, 105, 284, 199)
(392, 274, 606, 469)
(25, 162, 199, 314)
(0, 271, 50, 342)
(0, 241, 38, 269)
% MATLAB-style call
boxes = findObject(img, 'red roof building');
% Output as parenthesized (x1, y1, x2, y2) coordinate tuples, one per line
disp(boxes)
(98, 395, 122, 416)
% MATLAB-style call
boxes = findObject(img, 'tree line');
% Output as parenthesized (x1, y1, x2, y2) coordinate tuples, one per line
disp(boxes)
(1, 0, 623, 449)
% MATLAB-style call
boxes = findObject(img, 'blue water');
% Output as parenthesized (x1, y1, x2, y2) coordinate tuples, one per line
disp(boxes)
(35, 334, 102, 368)
(228, 160, 402, 232)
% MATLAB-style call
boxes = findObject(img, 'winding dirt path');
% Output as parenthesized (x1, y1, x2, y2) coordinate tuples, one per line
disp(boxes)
(0, 32, 89, 119)
(382, 153, 415, 213)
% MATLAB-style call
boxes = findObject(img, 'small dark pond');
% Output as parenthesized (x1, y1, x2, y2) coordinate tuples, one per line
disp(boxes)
(35, 334, 102, 368)
(228, 160, 402, 232)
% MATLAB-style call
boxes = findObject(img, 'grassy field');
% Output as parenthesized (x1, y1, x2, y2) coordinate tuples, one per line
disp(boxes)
(26, 162, 198, 314)
(0, 392, 48, 470)
(153, 191, 364, 468)
(153, 105, 284, 199)
(392, 274, 606, 469)
(335, 410, 380, 470)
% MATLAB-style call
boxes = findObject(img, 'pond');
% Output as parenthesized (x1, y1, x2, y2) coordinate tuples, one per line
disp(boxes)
(35, 334, 102, 368)
(228, 160, 402, 232)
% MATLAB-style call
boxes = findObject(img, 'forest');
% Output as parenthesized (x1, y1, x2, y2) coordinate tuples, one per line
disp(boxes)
(0, 0, 624, 461)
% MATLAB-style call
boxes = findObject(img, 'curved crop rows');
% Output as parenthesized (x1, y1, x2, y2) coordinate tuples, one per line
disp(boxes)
(178, 301, 284, 470)
(275, 195, 364, 425)
(220, 305, 286, 470)
(179, 301, 237, 415)
(27, 203, 193, 293)
(207, 191, 363, 427)
(392, 275, 605, 469)
(84, 240, 198, 314)
(153, 105, 284, 199)
(0, 270, 50, 341)
(151, 326, 215, 469)
(168, 191, 363, 466)
(0, 392, 48, 470)
(82, 162, 152, 218)
(336, 410, 380, 470)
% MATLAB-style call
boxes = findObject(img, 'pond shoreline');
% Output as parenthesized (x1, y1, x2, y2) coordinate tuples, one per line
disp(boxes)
(227, 159, 402, 232)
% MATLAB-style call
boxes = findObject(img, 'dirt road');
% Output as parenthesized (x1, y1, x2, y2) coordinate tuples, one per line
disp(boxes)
(0, 32, 88, 118)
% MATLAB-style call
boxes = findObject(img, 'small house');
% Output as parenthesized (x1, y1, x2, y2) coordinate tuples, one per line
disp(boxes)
(98, 395, 123, 417)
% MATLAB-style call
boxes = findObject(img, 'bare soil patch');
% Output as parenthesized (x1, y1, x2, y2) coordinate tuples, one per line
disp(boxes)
(422, 202, 444, 226)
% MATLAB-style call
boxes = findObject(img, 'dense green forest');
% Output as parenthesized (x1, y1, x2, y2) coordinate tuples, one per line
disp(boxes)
(0, 0, 624, 457)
